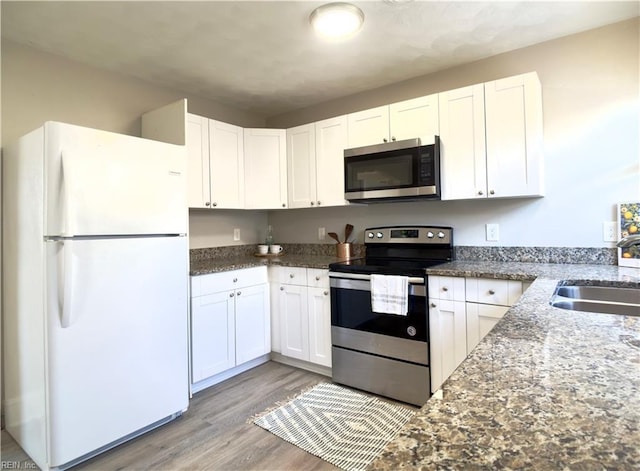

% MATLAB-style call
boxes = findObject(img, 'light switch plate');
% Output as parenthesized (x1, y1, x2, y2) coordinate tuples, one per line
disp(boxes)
(486, 224, 499, 241)
(233, 228, 241, 241)
(603, 221, 616, 242)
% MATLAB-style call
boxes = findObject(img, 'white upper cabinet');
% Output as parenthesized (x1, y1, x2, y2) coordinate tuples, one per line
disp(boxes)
(208, 120, 244, 209)
(439, 84, 487, 200)
(244, 128, 288, 209)
(185, 114, 244, 209)
(347, 105, 390, 148)
(287, 117, 350, 209)
(485, 72, 544, 198)
(347, 94, 439, 148)
(439, 72, 544, 200)
(389, 94, 440, 144)
(287, 124, 317, 209)
(186, 114, 212, 208)
(315, 116, 349, 207)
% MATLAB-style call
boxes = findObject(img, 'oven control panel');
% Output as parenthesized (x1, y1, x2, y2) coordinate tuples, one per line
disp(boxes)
(364, 226, 452, 245)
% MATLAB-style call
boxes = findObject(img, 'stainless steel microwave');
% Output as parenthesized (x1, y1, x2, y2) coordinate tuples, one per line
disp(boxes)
(344, 136, 440, 203)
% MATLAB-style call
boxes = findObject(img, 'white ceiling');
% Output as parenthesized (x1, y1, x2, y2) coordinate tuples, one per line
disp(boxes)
(2, 1, 638, 118)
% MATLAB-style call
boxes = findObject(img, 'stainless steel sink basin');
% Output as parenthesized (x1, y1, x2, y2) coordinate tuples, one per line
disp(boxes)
(551, 283, 640, 317)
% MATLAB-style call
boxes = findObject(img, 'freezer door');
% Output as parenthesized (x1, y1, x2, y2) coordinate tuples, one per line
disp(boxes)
(44, 122, 187, 237)
(45, 236, 189, 467)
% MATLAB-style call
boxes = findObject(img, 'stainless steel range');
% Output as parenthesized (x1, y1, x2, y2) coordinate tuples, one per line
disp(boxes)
(328, 225, 454, 406)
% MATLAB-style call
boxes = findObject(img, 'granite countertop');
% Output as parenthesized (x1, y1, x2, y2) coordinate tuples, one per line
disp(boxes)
(189, 254, 343, 275)
(369, 261, 640, 470)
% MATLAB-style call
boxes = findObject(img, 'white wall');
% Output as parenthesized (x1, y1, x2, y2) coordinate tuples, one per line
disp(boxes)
(267, 18, 640, 248)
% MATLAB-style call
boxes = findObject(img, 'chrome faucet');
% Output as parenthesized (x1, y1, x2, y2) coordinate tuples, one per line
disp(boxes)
(617, 234, 640, 248)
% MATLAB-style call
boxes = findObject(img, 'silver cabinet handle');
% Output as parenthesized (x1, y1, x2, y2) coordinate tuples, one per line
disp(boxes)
(478, 190, 484, 196)
(237, 291, 241, 296)
(430, 303, 436, 308)
(391, 136, 396, 141)
(212, 202, 217, 207)
(315, 276, 321, 281)
(229, 292, 234, 298)
(205, 202, 211, 206)
(442, 286, 448, 292)
(489, 190, 495, 195)
(488, 289, 496, 295)
(289, 274, 294, 278)
(310, 201, 315, 206)
(233, 278, 238, 283)
(317, 201, 321, 205)
(324, 291, 329, 296)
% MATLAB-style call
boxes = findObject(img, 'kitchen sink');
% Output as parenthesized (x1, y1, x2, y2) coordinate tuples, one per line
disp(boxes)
(550, 283, 640, 317)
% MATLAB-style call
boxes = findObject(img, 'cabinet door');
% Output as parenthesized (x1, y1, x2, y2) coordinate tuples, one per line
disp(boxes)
(235, 284, 271, 365)
(428, 299, 466, 392)
(191, 291, 235, 383)
(315, 116, 349, 207)
(485, 72, 544, 198)
(286, 124, 317, 209)
(308, 287, 332, 367)
(279, 284, 309, 361)
(186, 114, 211, 208)
(438, 85, 487, 200)
(389, 94, 439, 144)
(466, 303, 509, 353)
(244, 128, 288, 209)
(347, 105, 390, 148)
(209, 120, 245, 209)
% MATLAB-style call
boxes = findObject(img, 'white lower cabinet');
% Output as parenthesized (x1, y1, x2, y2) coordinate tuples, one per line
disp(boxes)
(428, 275, 526, 392)
(465, 277, 523, 353)
(274, 267, 331, 368)
(428, 276, 467, 393)
(190, 267, 270, 393)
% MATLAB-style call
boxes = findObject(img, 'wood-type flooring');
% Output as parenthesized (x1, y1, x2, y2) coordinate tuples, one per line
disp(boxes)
(1, 361, 340, 470)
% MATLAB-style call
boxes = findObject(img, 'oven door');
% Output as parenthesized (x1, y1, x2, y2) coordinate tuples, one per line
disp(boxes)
(330, 272, 427, 341)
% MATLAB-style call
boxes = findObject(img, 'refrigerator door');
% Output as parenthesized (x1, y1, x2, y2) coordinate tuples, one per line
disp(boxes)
(44, 122, 187, 237)
(45, 236, 189, 467)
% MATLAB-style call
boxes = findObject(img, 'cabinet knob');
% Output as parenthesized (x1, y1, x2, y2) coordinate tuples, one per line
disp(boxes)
(229, 292, 235, 298)
(233, 278, 238, 283)
(205, 202, 211, 206)
(383, 138, 388, 143)
(282, 203, 286, 208)
(237, 291, 241, 296)
(289, 274, 294, 278)
(391, 136, 396, 141)
(310, 201, 315, 206)
(477, 191, 484, 196)
(488, 289, 496, 295)
(324, 291, 329, 296)
(442, 286, 448, 292)
(317, 201, 321, 205)
(280, 286, 284, 291)
(489, 190, 495, 195)
(212, 202, 217, 207)
(315, 276, 320, 281)
(430, 303, 437, 308)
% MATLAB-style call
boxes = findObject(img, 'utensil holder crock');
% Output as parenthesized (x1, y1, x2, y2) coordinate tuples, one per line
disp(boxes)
(336, 243, 352, 260)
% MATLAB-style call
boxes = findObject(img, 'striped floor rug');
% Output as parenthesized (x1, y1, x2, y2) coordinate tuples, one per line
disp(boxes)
(253, 382, 415, 471)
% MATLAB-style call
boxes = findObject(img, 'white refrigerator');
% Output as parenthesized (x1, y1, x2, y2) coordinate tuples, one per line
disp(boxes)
(3, 122, 190, 470)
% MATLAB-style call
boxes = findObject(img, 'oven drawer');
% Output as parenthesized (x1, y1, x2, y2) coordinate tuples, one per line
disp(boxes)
(332, 346, 430, 406)
(332, 326, 428, 365)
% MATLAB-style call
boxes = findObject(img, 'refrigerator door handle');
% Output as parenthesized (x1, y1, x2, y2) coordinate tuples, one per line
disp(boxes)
(59, 241, 75, 328)
(61, 152, 76, 237)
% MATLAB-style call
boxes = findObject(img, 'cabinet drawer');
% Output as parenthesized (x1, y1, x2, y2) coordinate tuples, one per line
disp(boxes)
(465, 278, 522, 306)
(307, 268, 330, 289)
(278, 266, 308, 286)
(192, 266, 268, 296)
(428, 276, 465, 301)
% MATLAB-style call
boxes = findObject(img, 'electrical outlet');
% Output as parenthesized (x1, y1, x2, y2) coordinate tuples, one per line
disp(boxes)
(603, 221, 617, 242)
(233, 228, 241, 241)
(486, 223, 499, 241)
(318, 227, 326, 241)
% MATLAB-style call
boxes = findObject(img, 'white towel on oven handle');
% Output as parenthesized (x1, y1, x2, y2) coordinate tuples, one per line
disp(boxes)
(370, 274, 409, 316)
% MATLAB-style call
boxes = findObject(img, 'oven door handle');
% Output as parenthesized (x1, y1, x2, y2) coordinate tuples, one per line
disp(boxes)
(329, 272, 425, 285)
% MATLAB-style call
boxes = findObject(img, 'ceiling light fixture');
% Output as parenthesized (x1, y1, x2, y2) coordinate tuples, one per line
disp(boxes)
(309, 2, 365, 40)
